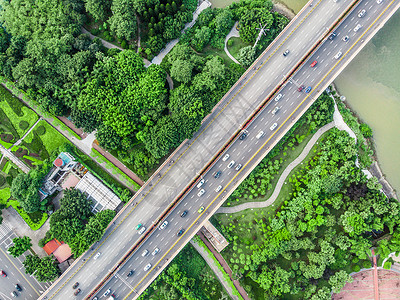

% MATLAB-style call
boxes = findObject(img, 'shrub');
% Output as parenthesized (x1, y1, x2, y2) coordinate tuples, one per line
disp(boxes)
(35, 126, 46, 136)
(363, 260, 371, 269)
(0, 175, 6, 187)
(352, 264, 361, 272)
(19, 120, 29, 131)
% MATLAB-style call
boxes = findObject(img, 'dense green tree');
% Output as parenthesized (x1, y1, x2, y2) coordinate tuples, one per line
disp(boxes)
(84, 0, 112, 21)
(8, 236, 32, 258)
(11, 173, 41, 213)
(238, 6, 274, 44)
(191, 26, 212, 52)
(170, 59, 193, 83)
(108, 0, 137, 41)
(60, 188, 93, 220)
(236, 46, 256, 67)
(329, 270, 353, 293)
(23, 255, 60, 282)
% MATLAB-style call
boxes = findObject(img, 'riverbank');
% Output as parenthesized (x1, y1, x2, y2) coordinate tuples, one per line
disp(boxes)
(332, 83, 398, 200)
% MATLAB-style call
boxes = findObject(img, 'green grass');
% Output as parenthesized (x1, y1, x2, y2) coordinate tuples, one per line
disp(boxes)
(7, 199, 48, 230)
(200, 45, 236, 66)
(224, 123, 314, 207)
(91, 149, 141, 191)
(0, 187, 10, 203)
(227, 36, 249, 59)
(51, 117, 82, 140)
(0, 85, 39, 138)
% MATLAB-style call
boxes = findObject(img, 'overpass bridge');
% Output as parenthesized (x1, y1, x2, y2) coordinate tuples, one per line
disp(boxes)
(41, 0, 400, 299)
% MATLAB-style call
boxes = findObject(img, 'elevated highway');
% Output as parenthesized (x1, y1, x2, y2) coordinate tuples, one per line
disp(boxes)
(41, 0, 400, 299)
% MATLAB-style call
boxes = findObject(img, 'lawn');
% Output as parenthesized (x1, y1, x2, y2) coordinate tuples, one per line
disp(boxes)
(15, 120, 70, 165)
(200, 45, 237, 66)
(227, 36, 249, 59)
(0, 85, 39, 141)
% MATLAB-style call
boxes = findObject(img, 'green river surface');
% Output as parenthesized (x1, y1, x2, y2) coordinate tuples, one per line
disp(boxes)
(209, 0, 400, 194)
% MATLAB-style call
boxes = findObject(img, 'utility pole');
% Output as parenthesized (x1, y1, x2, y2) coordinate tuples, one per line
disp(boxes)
(253, 23, 269, 48)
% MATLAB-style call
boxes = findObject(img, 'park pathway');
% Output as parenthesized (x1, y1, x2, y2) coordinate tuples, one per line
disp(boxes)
(190, 239, 238, 300)
(224, 22, 240, 65)
(12, 117, 42, 148)
(0, 144, 30, 173)
(196, 231, 250, 300)
(217, 121, 334, 214)
(81, 27, 123, 50)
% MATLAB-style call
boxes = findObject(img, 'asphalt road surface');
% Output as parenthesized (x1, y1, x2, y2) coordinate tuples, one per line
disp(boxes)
(42, 0, 400, 299)
(0, 223, 52, 300)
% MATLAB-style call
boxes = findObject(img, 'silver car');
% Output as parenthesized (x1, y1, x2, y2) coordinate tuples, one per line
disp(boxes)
(152, 248, 160, 256)
(222, 154, 230, 161)
(215, 185, 223, 192)
(270, 123, 278, 131)
(227, 160, 235, 168)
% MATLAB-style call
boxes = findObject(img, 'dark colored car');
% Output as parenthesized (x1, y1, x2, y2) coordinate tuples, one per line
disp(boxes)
(328, 32, 337, 40)
(74, 288, 81, 296)
(127, 270, 134, 277)
(239, 132, 247, 140)
(297, 85, 305, 92)
(72, 282, 79, 289)
(180, 210, 188, 218)
(214, 171, 222, 179)
(177, 229, 185, 237)
(15, 284, 22, 292)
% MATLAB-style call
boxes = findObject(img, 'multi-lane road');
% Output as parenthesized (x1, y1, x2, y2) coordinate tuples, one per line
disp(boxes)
(40, 0, 400, 299)
(0, 223, 52, 300)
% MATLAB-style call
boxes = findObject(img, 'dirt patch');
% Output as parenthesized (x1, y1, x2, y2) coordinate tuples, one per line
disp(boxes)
(15, 148, 28, 157)
(1, 133, 14, 143)
(272, 2, 296, 19)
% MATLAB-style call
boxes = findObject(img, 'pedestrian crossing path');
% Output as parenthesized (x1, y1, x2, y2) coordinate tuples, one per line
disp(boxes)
(0, 222, 12, 241)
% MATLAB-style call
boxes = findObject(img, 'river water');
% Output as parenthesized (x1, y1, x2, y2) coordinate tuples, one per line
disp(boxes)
(209, 0, 400, 193)
(335, 11, 400, 194)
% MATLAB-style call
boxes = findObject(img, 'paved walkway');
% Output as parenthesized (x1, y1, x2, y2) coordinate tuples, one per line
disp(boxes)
(190, 239, 237, 299)
(13, 117, 42, 148)
(0, 144, 30, 173)
(217, 121, 334, 214)
(151, 0, 211, 65)
(81, 27, 123, 50)
(197, 231, 250, 300)
(224, 21, 240, 65)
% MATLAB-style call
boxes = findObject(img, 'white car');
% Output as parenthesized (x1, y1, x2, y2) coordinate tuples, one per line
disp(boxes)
(159, 220, 168, 230)
(256, 131, 265, 139)
(93, 252, 101, 260)
(270, 123, 278, 131)
(377, 0, 383, 3)
(334, 51, 342, 59)
(235, 164, 242, 171)
(222, 154, 230, 161)
(275, 93, 283, 101)
(354, 24, 362, 32)
(152, 248, 160, 256)
(197, 189, 205, 197)
(215, 185, 223, 192)
(227, 160, 235, 168)
(138, 226, 146, 234)
(144, 263, 152, 271)
(103, 289, 111, 297)
(342, 35, 349, 42)
(142, 249, 149, 257)
(358, 9, 366, 18)
(196, 179, 205, 188)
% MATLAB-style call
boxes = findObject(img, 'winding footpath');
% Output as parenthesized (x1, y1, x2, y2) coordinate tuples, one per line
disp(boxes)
(217, 100, 363, 214)
(224, 21, 240, 65)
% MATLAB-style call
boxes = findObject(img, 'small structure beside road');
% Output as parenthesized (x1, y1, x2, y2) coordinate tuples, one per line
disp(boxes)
(201, 221, 229, 252)
(43, 239, 72, 263)
(39, 152, 121, 212)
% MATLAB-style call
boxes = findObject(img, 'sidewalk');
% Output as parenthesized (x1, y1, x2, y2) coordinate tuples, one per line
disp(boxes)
(197, 231, 251, 300)
(224, 21, 240, 65)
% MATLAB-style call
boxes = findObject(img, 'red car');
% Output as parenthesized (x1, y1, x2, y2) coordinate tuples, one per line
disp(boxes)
(297, 85, 305, 92)
(310, 60, 317, 67)
(1, 270, 7, 277)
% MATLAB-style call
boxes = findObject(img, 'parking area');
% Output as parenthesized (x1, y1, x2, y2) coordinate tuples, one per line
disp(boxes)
(0, 222, 52, 299)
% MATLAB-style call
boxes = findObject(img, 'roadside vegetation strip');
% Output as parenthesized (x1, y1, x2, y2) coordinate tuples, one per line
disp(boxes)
(218, 122, 335, 214)
(192, 236, 244, 300)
